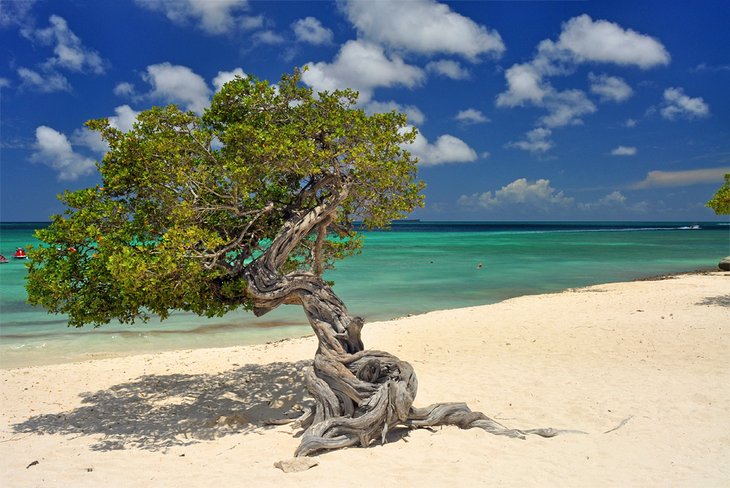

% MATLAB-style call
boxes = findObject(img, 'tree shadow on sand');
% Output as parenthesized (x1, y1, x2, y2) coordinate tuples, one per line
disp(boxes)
(12, 360, 311, 452)
(696, 294, 730, 307)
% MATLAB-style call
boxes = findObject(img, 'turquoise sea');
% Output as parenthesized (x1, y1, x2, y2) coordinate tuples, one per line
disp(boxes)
(1, 221, 728, 368)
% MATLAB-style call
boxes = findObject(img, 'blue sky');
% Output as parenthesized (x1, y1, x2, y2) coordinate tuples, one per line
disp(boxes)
(1, 0, 729, 222)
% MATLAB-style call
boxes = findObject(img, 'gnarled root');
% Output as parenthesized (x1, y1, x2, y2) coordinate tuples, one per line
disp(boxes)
(294, 348, 575, 457)
(295, 349, 417, 457)
(405, 403, 571, 440)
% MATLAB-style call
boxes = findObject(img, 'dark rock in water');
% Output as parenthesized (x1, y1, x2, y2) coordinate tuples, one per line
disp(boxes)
(719, 257, 730, 271)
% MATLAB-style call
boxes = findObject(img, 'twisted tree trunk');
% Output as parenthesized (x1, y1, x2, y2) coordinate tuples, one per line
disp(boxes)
(243, 196, 565, 457)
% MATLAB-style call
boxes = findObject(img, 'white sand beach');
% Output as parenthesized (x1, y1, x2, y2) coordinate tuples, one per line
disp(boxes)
(1, 272, 729, 487)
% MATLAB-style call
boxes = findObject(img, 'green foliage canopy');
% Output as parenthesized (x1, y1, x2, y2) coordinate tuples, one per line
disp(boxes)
(706, 173, 730, 215)
(27, 70, 424, 327)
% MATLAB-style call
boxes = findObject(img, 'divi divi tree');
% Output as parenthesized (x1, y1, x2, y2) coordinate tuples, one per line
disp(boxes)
(27, 70, 559, 457)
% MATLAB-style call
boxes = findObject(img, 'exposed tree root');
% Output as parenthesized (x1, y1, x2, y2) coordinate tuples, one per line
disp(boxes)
(293, 349, 580, 457)
(244, 194, 578, 459)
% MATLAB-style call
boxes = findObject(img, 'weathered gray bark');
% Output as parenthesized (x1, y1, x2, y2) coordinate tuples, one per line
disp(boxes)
(243, 189, 568, 457)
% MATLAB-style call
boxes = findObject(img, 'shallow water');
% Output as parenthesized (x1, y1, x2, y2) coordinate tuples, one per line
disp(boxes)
(1, 221, 727, 367)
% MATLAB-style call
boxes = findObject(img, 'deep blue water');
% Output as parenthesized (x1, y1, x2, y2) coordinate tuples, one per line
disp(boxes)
(1, 221, 728, 367)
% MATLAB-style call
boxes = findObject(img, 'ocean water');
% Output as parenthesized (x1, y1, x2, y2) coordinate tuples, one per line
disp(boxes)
(1, 221, 728, 368)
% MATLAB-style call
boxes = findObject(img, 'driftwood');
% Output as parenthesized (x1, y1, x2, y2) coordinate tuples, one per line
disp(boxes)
(243, 182, 571, 458)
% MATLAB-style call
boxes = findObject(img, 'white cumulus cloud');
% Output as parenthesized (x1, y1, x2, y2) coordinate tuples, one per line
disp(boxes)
(31, 126, 97, 181)
(498, 72, 595, 127)
(597, 191, 627, 206)
(252, 30, 285, 45)
(496, 63, 548, 107)
(551, 14, 670, 68)
(72, 105, 141, 155)
(113, 82, 136, 97)
(292, 17, 333, 45)
(133, 0, 253, 35)
(364, 101, 426, 125)
(71, 128, 108, 155)
(107, 105, 140, 133)
(143, 63, 212, 114)
(458, 178, 574, 209)
(405, 127, 478, 167)
(539, 89, 596, 127)
(589, 73, 633, 102)
(460, 182, 649, 215)
(17, 67, 70, 93)
(660, 87, 710, 120)
(426, 60, 470, 80)
(506, 128, 554, 154)
(302, 40, 424, 103)
(16, 15, 105, 92)
(119, 64, 252, 114)
(578, 191, 647, 213)
(212, 68, 247, 92)
(496, 14, 668, 130)
(32, 15, 105, 74)
(611, 145, 637, 156)
(340, 0, 504, 61)
(455, 108, 489, 124)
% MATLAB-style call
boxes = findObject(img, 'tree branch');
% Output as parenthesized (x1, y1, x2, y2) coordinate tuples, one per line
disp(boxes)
(257, 178, 350, 273)
(312, 216, 331, 276)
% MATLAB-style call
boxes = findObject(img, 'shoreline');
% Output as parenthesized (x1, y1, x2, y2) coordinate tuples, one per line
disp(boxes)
(1, 267, 724, 370)
(630, 267, 720, 281)
(1, 271, 728, 486)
